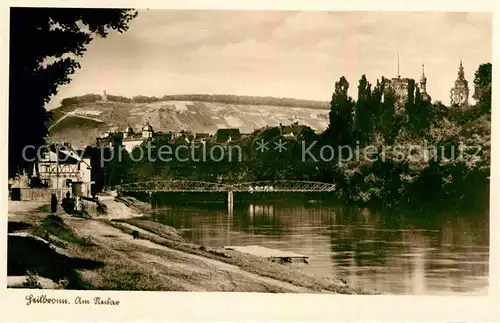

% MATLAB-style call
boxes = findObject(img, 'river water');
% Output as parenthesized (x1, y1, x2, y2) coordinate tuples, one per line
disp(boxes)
(148, 195, 489, 295)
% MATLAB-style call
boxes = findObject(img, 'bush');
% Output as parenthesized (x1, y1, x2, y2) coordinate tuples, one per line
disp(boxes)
(22, 271, 43, 289)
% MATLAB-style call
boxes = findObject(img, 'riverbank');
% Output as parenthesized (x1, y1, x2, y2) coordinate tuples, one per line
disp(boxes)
(7, 198, 374, 294)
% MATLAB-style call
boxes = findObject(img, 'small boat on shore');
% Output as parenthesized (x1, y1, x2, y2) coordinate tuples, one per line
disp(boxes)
(223, 245, 309, 264)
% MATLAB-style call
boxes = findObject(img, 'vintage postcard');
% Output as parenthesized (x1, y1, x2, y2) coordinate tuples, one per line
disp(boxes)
(1, 0, 498, 322)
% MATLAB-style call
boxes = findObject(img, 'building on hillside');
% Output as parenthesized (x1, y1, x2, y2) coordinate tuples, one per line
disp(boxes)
(450, 59, 470, 108)
(279, 122, 309, 139)
(36, 144, 93, 198)
(96, 121, 156, 153)
(172, 131, 212, 146)
(211, 128, 241, 144)
(95, 131, 123, 148)
(122, 123, 152, 152)
(193, 133, 211, 145)
(173, 131, 195, 145)
(153, 131, 174, 143)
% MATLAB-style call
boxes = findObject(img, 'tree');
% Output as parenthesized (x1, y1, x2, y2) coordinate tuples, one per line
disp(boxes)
(354, 75, 373, 143)
(328, 76, 355, 146)
(472, 63, 492, 111)
(9, 8, 137, 177)
(379, 86, 399, 144)
(370, 77, 386, 127)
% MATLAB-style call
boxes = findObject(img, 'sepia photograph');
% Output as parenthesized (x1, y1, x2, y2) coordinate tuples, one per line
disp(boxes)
(3, 3, 496, 318)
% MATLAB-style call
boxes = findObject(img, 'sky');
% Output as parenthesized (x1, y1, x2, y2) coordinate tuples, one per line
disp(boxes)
(46, 10, 492, 109)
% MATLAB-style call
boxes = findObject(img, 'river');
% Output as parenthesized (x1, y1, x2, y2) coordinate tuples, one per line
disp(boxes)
(147, 194, 489, 295)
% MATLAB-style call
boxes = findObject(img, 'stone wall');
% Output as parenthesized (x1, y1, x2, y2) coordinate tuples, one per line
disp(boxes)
(79, 197, 106, 217)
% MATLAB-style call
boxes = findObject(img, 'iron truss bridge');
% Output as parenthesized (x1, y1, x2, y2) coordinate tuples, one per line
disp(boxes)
(115, 180, 336, 193)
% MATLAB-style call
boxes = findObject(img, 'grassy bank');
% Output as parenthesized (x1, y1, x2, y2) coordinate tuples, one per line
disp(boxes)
(113, 217, 370, 294)
(8, 200, 373, 294)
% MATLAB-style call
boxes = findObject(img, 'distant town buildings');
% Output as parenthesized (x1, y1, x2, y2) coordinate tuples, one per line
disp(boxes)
(96, 121, 179, 152)
(69, 108, 103, 116)
(279, 122, 309, 139)
(450, 59, 470, 108)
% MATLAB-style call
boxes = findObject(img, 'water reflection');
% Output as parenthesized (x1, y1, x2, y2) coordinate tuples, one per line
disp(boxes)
(152, 200, 489, 295)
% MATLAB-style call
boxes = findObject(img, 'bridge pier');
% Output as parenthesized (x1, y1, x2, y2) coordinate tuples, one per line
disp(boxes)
(149, 191, 156, 208)
(227, 190, 234, 215)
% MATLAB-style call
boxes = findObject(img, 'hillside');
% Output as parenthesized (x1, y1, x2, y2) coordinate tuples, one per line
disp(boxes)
(47, 100, 330, 146)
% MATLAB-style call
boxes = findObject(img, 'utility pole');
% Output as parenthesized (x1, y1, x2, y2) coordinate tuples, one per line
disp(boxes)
(55, 146, 60, 200)
(104, 164, 107, 191)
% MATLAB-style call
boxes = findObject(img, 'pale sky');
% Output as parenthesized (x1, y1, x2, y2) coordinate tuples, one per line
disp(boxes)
(46, 10, 492, 109)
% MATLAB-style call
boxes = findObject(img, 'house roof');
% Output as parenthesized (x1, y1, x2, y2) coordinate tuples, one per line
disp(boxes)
(195, 133, 211, 139)
(174, 134, 194, 144)
(40, 144, 91, 168)
(281, 124, 308, 136)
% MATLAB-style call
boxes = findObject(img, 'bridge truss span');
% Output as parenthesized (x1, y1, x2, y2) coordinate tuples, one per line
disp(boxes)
(230, 180, 336, 192)
(116, 180, 229, 193)
(115, 180, 336, 193)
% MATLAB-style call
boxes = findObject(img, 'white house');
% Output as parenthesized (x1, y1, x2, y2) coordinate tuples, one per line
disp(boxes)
(37, 144, 93, 197)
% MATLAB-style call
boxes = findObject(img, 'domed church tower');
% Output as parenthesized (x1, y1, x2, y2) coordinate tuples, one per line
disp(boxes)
(123, 125, 134, 139)
(142, 121, 154, 139)
(450, 59, 469, 108)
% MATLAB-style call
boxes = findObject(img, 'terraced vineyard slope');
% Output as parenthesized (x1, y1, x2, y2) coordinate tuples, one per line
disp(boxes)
(47, 100, 330, 146)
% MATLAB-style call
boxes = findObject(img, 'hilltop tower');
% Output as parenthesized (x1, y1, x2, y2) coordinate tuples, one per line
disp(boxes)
(102, 90, 108, 102)
(450, 59, 469, 108)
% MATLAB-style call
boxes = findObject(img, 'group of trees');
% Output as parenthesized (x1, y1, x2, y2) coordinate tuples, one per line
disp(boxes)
(320, 64, 491, 207)
(60, 93, 132, 106)
(60, 93, 330, 109)
(325, 75, 435, 148)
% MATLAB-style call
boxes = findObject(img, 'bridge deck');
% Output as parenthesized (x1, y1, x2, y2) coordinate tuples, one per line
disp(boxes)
(223, 245, 308, 260)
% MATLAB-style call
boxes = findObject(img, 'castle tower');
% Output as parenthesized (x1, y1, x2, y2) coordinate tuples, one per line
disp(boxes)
(450, 59, 469, 108)
(419, 64, 431, 102)
(386, 55, 410, 113)
(102, 90, 108, 102)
